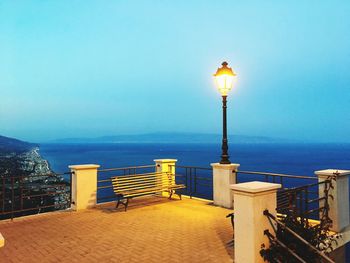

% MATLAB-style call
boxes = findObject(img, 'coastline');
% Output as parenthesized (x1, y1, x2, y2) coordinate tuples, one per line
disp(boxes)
(32, 147, 52, 174)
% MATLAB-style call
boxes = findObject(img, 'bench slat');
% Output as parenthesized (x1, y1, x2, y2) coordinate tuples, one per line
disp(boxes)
(111, 172, 167, 181)
(112, 177, 169, 187)
(114, 184, 164, 192)
(121, 186, 180, 198)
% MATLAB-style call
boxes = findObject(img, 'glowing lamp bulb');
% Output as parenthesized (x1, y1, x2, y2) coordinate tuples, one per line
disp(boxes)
(213, 61, 237, 96)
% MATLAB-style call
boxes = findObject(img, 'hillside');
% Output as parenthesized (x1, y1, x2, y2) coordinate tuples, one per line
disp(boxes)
(0, 135, 37, 155)
(0, 135, 49, 176)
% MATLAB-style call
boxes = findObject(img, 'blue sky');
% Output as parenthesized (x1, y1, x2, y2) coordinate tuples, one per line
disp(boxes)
(0, 1, 349, 142)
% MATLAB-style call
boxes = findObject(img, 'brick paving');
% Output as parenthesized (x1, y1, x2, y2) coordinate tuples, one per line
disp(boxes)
(0, 197, 234, 263)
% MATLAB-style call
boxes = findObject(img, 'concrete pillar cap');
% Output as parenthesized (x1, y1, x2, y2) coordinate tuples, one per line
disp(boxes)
(154, 159, 178, 163)
(211, 163, 240, 170)
(315, 169, 350, 178)
(231, 181, 281, 194)
(68, 164, 100, 170)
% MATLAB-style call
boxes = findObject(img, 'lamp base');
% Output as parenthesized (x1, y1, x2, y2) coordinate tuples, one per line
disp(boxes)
(220, 156, 231, 164)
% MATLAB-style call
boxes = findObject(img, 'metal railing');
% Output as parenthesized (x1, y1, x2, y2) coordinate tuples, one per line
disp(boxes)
(97, 164, 156, 203)
(263, 209, 335, 263)
(237, 170, 318, 189)
(237, 170, 329, 219)
(0, 172, 72, 220)
(172, 165, 213, 200)
(237, 170, 332, 222)
(277, 180, 332, 223)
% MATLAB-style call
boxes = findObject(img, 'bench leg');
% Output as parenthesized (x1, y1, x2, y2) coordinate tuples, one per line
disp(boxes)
(168, 190, 182, 200)
(116, 196, 130, 212)
(168, 190, 173, 200)
(174, 191, 182, 200)
(124, 198, 129, 212)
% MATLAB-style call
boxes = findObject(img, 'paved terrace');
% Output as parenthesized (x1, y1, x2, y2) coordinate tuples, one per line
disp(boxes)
(0, 197, 234, 263)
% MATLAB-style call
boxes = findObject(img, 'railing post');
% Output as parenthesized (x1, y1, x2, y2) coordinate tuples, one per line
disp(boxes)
(315, 169, 350, 232)
(68, 164, 100, 211)
(154, 159, 177, 196)
(231, 181, 281, 263)
(211, 163, 239, 208)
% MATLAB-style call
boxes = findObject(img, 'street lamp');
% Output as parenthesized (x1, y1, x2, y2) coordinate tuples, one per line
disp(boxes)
(213, 61, 237, 164)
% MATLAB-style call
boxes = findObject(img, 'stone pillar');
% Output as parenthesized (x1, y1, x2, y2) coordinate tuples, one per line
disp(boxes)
(231, 181, 281, 263)
(154, 159, 177, 196)
(69, 164, 100, 211)
(315, 169, 350, 232)
(211, 163, 239, 208)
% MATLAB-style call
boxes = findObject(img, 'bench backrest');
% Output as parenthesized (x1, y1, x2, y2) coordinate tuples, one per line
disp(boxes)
(111, 172, 173, 194)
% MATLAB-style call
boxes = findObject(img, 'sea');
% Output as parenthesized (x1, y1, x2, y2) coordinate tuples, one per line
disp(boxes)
(39, 142, 350, 259)
(39, 142, 350, 177)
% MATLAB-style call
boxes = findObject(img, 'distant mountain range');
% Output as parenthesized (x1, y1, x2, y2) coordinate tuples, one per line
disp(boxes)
(50, 132, 294, 144)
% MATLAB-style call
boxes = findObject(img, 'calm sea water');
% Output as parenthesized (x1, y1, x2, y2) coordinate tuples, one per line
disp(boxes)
(39, 142, 350, 176)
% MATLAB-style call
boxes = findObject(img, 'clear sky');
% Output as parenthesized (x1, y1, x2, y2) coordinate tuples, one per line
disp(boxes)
(1, 1, 349, 142)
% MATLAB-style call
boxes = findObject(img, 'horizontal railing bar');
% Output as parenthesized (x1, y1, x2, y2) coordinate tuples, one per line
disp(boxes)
(97, 185, 113, 190)
(174, 174, 186, 178)
(0, 173, 72, 180)
(97, 195, 116, 201)
(304, 207, 325, 215)
(284, 181, 330, 192)
(1, 190, 68, 199)
(238, 170, 317, 180)
(97, 179, 111, 183)
(0, 203, 70, 215)
(0, 185, 68, 191)
(195, 176, 212, 181)
(22, 192, 64, 198)
(173, 174, 212, 182)
(307, 197, 326, 204)
(173, 165, 212, 170)
(306, 191, 319, 195)
(98, 165, 155, 172)
(277, 198, 290, 204)
(196, 183, 212, 187)
(277, 202, 291, 207)
(277, 200, 290, 206)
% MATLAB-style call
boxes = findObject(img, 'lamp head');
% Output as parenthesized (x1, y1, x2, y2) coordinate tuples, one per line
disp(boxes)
(213, 61, 237, 96)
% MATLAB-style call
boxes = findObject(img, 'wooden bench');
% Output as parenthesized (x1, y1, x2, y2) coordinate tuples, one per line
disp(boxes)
(111, 172, 185, 211)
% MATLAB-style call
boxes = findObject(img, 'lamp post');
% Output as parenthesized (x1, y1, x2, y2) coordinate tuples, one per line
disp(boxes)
(213, 61, 237, 164)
